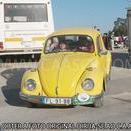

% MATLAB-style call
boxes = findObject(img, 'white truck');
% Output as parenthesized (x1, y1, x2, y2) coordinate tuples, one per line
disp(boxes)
(0, 0, 54, 55)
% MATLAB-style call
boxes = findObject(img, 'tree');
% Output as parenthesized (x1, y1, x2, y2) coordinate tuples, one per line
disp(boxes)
(113, 17, 127, 36)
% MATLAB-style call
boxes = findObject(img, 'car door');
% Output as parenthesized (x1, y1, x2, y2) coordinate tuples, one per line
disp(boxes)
(99, 35, 112, 77)
(96, 35, 108, 78)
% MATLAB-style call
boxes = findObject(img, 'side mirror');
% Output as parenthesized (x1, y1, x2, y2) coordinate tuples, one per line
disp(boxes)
(99, 49, 107, 55)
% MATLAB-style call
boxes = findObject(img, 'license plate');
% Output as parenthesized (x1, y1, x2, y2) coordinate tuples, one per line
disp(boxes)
(44, 98, 72, 105)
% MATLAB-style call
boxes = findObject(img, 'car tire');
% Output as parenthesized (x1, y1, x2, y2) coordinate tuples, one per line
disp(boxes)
(107, 72, 111, 81)
(107, 64, 112, 81)
(94, 95, 103, 108)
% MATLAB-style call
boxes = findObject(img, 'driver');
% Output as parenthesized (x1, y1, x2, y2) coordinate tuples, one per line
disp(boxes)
(77, 36, 94, 53)
(79, 43, 94, 53)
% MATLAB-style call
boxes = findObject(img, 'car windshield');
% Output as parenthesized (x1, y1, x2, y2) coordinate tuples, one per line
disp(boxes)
(4, 4, 48, 22)
(45, 35, 95, 53)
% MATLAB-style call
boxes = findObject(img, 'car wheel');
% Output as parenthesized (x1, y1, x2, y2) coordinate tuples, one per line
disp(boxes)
(107, 72, 111, 81)
(107, 65, 112, 81)
(94, 95, 103, 108)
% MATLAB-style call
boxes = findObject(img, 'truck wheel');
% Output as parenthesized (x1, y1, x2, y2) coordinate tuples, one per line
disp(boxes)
(94, 95, 103, 108)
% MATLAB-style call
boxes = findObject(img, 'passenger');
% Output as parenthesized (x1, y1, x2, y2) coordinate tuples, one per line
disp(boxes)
(45, 39, 52, 52)
(59, 41, 69, 51)
(49, 37, 59, 52)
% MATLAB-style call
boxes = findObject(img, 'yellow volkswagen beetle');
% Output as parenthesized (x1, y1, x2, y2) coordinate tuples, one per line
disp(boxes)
(20, 28, 112, 108)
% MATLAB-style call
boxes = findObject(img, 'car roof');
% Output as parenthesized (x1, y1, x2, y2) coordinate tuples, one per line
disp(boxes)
(49, 28, 100, 38)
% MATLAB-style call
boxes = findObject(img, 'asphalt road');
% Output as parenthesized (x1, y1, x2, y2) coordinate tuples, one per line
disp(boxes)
(0, 62, 131, 125)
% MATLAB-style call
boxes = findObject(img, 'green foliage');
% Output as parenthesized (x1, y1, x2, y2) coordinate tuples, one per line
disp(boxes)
(113, 18, 127, 36)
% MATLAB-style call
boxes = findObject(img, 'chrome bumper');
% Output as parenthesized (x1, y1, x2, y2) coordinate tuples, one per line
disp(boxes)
(19, 92, 102, 106)
(19, 92, 41, 104)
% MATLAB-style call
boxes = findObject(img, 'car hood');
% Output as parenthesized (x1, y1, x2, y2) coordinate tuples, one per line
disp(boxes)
(38, 53, 95, 97)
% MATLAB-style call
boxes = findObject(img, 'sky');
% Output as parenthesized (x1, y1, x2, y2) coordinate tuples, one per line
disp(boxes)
(52, 0, 130, 33)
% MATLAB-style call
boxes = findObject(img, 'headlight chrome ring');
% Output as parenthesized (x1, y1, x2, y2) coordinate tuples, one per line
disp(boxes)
(24, 79, 36, 91)
(81, 78, 94, 91)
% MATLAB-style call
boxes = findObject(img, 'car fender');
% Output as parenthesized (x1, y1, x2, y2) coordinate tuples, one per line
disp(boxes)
(21, 69, 45, 96)
(75, 68, 104, 96)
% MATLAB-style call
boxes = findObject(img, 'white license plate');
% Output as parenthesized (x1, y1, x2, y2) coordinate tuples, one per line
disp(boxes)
(44, 98, 72, 105)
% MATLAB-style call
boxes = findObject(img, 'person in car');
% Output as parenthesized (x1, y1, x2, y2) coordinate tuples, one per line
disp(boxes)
(59, 41, 69, 51)
(77, 36, 94, 53)
(46, 37, 59, 52)
(79, 42, 94, 53)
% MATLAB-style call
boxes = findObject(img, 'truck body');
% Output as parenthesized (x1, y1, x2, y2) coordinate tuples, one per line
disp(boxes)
(0, 0, 54, 55)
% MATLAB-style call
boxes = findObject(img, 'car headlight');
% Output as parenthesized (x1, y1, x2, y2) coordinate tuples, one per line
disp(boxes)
(81, 79, 94, 90)
(24, 79, 36, 91)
